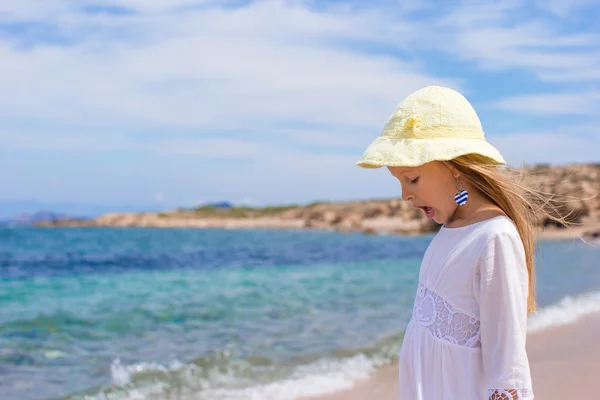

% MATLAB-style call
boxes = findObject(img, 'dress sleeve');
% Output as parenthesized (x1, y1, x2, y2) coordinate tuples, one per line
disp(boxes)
(473, 232, 534, 400)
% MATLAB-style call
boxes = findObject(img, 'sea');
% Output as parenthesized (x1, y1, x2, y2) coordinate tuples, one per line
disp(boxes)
(1, 227, 599, 400)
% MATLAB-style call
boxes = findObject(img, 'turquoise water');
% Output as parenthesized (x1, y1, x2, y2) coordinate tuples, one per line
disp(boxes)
(0, 227, 598, 400)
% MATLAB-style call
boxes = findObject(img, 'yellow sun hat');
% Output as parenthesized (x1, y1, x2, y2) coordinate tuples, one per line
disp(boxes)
(356, 85, 506, 168)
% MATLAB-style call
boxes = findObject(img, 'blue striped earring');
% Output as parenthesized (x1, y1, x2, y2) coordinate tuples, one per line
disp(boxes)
(454, 177, 468, 206)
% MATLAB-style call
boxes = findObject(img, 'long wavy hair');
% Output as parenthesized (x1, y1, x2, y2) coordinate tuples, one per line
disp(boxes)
(443, 154, 582, 315)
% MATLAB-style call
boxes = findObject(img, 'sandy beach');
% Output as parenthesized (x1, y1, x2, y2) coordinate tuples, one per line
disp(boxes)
(300, 310, 600, 400)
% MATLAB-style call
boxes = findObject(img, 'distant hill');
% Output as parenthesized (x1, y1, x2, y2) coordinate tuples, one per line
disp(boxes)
(5, 211, 74, 226)
(39, 163, 600, 240)
(0, 201, 238, 225)
(0, 200, 175, 220)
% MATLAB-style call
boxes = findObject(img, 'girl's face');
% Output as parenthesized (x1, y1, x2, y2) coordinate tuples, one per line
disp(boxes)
(387, 162, 459, 224)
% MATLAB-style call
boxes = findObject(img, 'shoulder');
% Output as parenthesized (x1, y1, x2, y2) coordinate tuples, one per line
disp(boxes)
(444, 215, 521, 245)
(477, 216, 521, 241)
(453, 215, 524, 259)
(476, 216, 526, 265)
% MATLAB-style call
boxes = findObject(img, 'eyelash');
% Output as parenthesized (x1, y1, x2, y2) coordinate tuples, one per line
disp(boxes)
(410, 177, 420, 184)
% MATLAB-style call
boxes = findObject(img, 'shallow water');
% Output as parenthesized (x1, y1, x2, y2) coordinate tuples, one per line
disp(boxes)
(0, 227, 597, 400)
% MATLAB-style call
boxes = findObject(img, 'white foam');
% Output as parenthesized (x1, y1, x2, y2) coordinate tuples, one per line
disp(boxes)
(105, 357, 185, 399)
(110, 358, 131, 387)
(528, 289, 600, 333)
(110, 357, 185, 385)
(201, 353, 385, 400)
(88, 353, 385, 400)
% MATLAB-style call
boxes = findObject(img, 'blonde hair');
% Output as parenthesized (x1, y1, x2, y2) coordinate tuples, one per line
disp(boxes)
(443, 154, 580, 315)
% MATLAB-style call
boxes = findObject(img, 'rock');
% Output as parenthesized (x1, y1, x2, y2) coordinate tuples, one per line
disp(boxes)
(584, 228, 600, 238)
(336, 215, 363, 232)
(39, 163, 600, 237)
(362, 227, 378, 235)
(323, 211, 342, 224)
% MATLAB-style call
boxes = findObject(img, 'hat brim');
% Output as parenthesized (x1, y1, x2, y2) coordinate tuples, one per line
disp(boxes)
(356, 137, 506, 168)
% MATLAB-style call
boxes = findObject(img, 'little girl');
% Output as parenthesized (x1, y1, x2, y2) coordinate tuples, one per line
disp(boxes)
(356, 86, 563, 399)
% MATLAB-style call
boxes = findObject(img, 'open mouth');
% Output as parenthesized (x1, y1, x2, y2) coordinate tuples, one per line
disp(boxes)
(418, 206, 436, 219)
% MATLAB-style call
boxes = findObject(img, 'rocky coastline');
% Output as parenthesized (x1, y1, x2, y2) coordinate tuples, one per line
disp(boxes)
(39, 163, 600, 240)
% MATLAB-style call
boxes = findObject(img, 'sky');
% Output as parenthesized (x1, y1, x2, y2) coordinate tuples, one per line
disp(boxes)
(1, 0, 599, 215)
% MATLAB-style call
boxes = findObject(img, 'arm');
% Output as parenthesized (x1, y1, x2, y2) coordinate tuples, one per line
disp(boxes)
(474, 232, 534, 400)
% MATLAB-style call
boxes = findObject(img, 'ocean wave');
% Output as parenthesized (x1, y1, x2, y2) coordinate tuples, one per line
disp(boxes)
(74, 355, 387, 400)
(528, 289, 600, 333)
(63, 333, 403, 400)
(199, 354, 386, 400)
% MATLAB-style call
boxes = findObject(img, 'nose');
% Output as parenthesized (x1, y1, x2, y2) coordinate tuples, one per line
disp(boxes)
(401, 186, 413, 202)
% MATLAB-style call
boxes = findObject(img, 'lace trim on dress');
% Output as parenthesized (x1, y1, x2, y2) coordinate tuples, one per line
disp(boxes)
(412, 283, 481, 348)
(488, 388, 534, 399)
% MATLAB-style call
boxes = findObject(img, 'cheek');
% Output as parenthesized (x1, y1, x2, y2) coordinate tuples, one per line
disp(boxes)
(423, 185, 453, 210)
(420, 185, 441, 204)
(438, 188, 460, 217)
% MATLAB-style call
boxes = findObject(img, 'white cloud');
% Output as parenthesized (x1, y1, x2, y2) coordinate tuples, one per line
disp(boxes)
(0, 1, 447, 134)
(3, 0, 598, 134)
(427, 4, 600, 83)
(492, 91, 600, 115)
(0, 0, 599, 207)
(534, 0, 599, 17)
(0, 130, 279, 158)
(0, 0, 221, 19)
(0, 0, 598, 139)
(99, 0, 219, 13)
(0, 1, 68, 20)
(490, 127, 600, 166)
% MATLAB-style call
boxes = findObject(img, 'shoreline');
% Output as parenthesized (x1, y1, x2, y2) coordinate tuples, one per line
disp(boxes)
(35, 217, 600, 242)
(32, 160, 600, 241)
(298, 309, 600, 400)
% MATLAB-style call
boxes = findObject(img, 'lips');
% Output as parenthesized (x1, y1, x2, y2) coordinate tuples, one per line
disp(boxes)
(415, 205, 436, 219)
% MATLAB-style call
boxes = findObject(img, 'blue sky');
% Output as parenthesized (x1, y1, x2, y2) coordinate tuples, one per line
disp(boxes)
(1, 0, 599, 215)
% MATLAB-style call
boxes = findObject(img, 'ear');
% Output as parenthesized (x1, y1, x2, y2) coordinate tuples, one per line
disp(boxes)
(447, 166, 460, 179)
(440, 161, 461, 179)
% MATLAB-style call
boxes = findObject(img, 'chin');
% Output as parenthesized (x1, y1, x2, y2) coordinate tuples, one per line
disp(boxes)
(432, 215, 445, 225)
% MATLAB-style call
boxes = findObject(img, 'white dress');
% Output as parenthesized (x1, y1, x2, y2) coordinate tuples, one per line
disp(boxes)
(398, 215, 534, 399)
